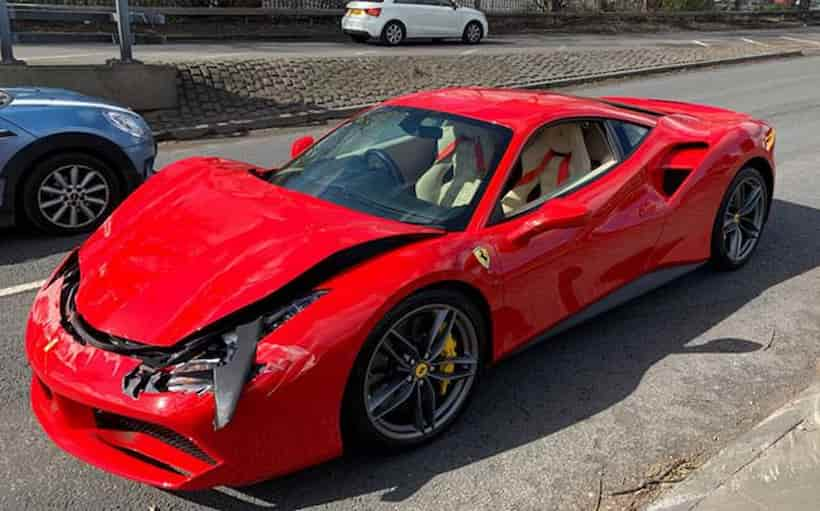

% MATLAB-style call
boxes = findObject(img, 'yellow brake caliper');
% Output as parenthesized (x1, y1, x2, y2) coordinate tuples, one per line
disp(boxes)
(439, 334, 458, 396)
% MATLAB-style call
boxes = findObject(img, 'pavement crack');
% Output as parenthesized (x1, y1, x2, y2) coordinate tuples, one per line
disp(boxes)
(731, 418, 805, 478)
(763, 328, 777, 351)
(593, 467, 604, 511)
(610, 458, 694, 496)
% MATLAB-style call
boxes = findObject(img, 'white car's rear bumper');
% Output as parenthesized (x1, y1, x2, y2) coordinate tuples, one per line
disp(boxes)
(341, 14, 384, 38)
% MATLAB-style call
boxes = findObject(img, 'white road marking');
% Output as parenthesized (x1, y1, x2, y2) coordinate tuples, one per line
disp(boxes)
(691, 40, 710, 47)
(354, 50, 377, 56)
(461, 48, 478, 55)
(23, 52, 109, 61)
(200, 52, 260, 60)
(781, 36, 820, 46)
(0, 280, 46, 299)
(741, 37, 768, 47)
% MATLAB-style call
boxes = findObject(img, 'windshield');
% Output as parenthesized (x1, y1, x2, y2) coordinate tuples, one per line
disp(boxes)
(0, 90, 9, 107)
(269, 106, 512, 230)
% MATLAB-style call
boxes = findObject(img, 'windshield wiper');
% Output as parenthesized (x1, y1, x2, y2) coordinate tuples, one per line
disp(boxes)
(321, 183, 445, 228)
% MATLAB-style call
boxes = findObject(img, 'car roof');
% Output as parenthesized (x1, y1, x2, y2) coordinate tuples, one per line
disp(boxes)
(385, 87, 629, 132)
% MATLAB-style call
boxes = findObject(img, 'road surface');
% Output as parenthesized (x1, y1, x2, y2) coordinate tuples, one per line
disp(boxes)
(11, 27, 820, 64)
(1, 55, 819, 510)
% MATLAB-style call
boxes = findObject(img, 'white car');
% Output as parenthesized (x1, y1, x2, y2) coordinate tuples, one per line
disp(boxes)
(342, 0, 488, 46)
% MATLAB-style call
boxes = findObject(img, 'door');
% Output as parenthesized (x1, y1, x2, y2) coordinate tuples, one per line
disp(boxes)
(425, 0, 462, 37)
(481, 119, 666, 355)
(393, 0, 435, 37)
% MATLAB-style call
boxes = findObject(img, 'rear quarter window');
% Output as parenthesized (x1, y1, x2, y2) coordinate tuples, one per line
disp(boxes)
(610, 121, 650, 156)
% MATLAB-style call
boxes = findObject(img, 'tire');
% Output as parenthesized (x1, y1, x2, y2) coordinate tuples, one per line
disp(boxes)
(462, 21, 483, 44)
(380, 21, 405, 46)
(343, 288, 487, 451)
(710, 166, 769, 271)
(21, 152, 124, 235)
(350, 34, 369, 43)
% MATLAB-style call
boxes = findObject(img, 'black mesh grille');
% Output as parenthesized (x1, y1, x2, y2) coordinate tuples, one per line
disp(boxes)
(94, 410, 216, 465)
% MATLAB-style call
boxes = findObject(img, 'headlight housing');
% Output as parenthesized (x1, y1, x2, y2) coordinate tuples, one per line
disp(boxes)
(122, 290, 327, 398)
(103, 110, 147, 139)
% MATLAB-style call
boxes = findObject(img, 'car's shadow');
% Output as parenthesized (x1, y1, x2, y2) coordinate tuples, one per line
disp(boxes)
(0, 227, 86, 266)
(169, 198, 820, 510)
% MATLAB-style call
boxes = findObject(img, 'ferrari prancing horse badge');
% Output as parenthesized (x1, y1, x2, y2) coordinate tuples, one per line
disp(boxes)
(472, 246, 491, 270)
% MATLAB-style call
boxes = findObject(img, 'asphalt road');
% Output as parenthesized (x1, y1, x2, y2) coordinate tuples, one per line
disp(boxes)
(1, 55, 820, 510)
(11, 27, 820, 64)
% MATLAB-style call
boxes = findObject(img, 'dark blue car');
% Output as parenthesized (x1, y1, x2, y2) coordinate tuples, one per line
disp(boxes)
(0, 87, 155, 235)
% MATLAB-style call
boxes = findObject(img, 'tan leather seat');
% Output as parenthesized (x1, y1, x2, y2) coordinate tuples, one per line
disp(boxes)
(416, 123, 495, 208)
(501, 124, 592, 214)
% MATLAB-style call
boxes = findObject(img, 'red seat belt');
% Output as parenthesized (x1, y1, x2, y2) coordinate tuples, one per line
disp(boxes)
(435, 137, 486, 174)
(556, 153, 572, 185)
(436, 138, 458, 162)
(516, 150, 555, 187)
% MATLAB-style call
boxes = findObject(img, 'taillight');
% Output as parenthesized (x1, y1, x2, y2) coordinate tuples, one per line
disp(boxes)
(365, 7, 381, 16)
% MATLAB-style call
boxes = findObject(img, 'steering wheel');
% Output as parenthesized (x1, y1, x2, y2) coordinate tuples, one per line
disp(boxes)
(364, 149, 404, 185)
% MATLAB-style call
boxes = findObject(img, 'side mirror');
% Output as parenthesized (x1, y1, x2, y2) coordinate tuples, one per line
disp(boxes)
(507, 198, 589, 245)
(291, 135, 315, 159)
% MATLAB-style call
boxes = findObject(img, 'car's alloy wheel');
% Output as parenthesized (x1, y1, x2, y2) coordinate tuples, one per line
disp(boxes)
(37, 164, 110, 230)
(344, 290, 485, 449)
(462, 21, 482, 44)
(711, 167, 768, 270)
(381, 21, 405, 46)
(22, 153, 122, 235)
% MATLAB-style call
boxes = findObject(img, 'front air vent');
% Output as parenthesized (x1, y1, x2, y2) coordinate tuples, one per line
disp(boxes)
(94, 410, 216, 465)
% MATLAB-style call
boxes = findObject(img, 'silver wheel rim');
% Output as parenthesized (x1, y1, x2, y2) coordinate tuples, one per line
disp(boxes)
(466, 23, 481, 42)
(722, 175, 765, 263)
(364, 304, 479, 441)
(385, 23, 403, 44)
(37, 164, 110, 229)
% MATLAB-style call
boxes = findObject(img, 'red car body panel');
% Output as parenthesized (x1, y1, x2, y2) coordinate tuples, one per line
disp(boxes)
(76, 157, 440, 347)
(26, 88, 775, 489)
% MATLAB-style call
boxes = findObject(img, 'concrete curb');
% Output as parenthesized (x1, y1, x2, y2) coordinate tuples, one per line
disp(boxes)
(648, 379, 820, 511)
(152, 49, 804, 142)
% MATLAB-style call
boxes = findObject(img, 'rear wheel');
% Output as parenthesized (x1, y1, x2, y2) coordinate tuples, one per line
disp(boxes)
(21, 152, 123, 235)
(381, 21, 405, 46)
(462, 21, 483, 44)
(343, 289, 486, 450)
(710, 167, 768, 270)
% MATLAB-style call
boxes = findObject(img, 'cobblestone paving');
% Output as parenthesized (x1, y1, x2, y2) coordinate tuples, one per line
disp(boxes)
(143, 45, 798, 138)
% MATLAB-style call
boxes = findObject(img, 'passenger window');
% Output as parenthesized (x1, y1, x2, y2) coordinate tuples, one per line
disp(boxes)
(497, 120, 619, 218)
(610, 120, 650, 156)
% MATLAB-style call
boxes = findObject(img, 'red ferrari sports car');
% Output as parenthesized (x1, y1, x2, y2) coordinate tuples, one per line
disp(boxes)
(26, 88, 775, 490)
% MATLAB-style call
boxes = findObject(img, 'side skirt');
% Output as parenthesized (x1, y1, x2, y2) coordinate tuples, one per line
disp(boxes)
(509, 262, 705, 357)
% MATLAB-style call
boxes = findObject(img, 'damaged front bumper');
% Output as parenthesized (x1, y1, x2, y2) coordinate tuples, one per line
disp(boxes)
(26, 266, 346, 489)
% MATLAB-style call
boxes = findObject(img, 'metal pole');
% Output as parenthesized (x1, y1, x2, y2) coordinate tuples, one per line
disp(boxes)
(0, 0, 23, 65)
(114, 0, 134, 63)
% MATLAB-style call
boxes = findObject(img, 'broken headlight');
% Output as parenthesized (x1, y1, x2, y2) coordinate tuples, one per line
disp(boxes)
(122, 291, 326, 399)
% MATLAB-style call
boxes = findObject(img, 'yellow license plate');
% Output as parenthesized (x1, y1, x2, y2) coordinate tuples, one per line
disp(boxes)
(347, 8, 364, 15)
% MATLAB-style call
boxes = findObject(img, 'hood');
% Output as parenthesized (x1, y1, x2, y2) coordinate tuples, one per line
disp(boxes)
(3, 87, 124, 109)
(76, 158, 440, 347)
(459, 6, 484, 16)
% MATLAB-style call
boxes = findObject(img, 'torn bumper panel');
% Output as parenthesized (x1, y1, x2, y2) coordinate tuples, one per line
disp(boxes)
(26, 277, 347, 490)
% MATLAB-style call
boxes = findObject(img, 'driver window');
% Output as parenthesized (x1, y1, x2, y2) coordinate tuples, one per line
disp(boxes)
(498, 120, 618, 218)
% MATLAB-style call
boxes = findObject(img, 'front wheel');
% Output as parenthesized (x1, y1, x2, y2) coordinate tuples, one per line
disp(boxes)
(21, 152, 124, 235)
(710, 167, 769, 270)
(462, 21, 483, 44)
(343, 289, 486, 450)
